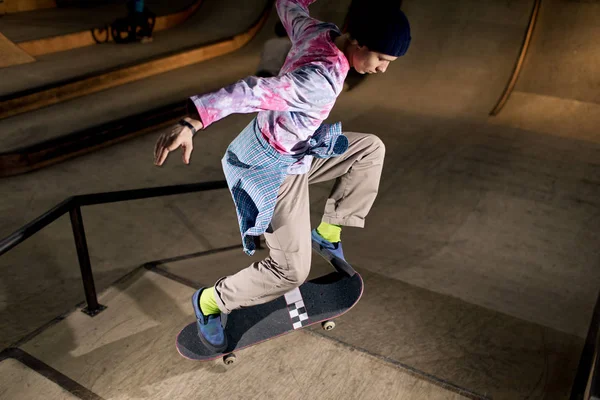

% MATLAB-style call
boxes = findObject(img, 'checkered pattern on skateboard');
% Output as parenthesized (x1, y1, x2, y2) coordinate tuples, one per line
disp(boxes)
(284, 287, 309, 329)
(287, 301, 309, 329)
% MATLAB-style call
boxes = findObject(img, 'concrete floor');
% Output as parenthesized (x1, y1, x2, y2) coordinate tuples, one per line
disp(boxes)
(0, 358, 80, 400)
(1, 0, 599, 398)
(10, 269, 474, 400)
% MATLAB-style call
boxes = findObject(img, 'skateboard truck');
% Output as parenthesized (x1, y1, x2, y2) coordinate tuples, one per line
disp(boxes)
(219, 320, 337, 365)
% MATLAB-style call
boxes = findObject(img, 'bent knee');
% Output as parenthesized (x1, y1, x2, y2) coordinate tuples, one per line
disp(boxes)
(355, 134, 385, 165)
(367, 134, 386, 157)
(286, 265, 310, 285)
(283, 254, 311, 286)
(266, 234, 312, 285)
(276, 252, 311, 285)
(265, 248, 311, 286)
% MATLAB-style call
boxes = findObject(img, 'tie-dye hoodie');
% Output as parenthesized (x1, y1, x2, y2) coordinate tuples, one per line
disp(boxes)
(189, 0, 350, 155)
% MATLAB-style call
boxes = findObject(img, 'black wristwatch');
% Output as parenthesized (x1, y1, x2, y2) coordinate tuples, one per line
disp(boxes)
(179, 119, 197, 136)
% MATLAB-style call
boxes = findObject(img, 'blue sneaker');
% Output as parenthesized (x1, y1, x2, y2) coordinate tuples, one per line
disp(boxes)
(191, 288, 228, 354)
(311, 229, 355, 276)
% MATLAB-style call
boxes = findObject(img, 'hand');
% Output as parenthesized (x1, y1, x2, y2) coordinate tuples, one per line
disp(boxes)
(154, 118, 203, 166)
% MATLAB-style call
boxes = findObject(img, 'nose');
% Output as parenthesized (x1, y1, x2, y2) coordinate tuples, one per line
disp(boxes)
(376, 62, 389, 73)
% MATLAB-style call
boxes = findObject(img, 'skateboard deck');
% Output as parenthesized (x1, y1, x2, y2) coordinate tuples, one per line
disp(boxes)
(176, 271, 363, 363)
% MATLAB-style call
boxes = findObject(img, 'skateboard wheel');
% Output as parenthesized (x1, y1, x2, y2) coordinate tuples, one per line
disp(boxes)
(322, 321, 336, 331)
(223, 353, 237, 365)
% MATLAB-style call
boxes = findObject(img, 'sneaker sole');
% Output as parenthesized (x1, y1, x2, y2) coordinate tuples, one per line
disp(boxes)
(311, 240, 356, 277)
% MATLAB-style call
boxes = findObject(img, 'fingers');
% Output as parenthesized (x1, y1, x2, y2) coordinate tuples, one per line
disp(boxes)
(182, 142, 193, 164)
(156, 146, 170, 166)
(154, 135, 169, 166)
(154, 136, 165, 163)
(154, 124, 194, 166)
(167, 135, 183, 151)
(155, 135, 177, 166)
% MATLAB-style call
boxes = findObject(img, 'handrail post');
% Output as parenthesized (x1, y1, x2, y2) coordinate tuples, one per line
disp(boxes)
(69, 205, 106, 316)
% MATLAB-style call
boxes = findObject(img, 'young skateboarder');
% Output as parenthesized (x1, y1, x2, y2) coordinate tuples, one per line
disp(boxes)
(154, 0, 411, 353)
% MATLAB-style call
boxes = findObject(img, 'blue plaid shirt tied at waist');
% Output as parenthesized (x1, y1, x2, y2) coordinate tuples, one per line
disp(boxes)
(222, 118, 349, 255)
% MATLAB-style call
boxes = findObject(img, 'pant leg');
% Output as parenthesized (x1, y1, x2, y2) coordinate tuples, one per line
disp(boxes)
(214, 172, 311, 314)
(213, 131, 385, 314)
(309, 131, 386, 228)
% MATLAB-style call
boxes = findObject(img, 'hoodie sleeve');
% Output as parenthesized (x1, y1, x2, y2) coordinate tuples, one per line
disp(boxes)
(275, 0, 319, 43)
(189, 66, 335, 128)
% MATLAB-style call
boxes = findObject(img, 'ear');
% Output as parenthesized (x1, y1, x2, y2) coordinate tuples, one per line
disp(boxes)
(348, 37, 361, 48)
(356, 42, 369, 52)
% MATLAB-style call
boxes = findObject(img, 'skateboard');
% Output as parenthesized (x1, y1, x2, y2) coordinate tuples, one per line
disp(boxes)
(176, 269, 363, 365)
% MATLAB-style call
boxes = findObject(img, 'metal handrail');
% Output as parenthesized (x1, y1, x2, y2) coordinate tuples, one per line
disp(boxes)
(0, 180, 229, 315)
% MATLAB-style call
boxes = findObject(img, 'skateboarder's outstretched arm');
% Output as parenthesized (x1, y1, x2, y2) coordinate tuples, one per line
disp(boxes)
(188, 69, 334, 129)
(153, 0, 334, 166)
(275, 0, 320, 43)
(154, 66, 335, 166)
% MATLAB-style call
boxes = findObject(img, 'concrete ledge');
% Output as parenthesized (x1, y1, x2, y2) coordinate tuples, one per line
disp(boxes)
(17, 0, 204, 56)
(1, 0, 56, 15)
(0, 5, 269, 120)
(0, 32, 35, 68)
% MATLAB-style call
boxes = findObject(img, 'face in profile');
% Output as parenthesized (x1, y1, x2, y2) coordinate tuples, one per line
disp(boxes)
(350, 42, 398, 74)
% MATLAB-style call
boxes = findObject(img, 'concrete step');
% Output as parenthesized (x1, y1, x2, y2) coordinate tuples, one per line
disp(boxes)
(0, 32, 35, 69)
(160, 247, 583, 399)
(0, 0, 269, 97)
(0, 357, 81, 400)
(0, 22, 266, 153)
(18, 268, 474, 400)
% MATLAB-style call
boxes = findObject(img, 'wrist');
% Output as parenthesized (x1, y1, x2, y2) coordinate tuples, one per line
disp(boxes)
(180, 117, 203, 136)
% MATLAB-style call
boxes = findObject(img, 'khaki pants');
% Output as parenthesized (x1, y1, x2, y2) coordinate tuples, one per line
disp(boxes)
(214, 131, 385, 313)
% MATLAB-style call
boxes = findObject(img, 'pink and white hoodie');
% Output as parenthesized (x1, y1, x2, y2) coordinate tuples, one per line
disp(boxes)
(190, 0, 350, 156)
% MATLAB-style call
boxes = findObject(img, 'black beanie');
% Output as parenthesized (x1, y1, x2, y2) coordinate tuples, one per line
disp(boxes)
(346, 0, 411, 57)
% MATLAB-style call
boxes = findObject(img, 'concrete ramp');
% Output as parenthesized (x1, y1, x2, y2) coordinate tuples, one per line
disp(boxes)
(17, 269, 474, 400)
(490, 0, 600, 142)
(516, 0, 600, 105)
